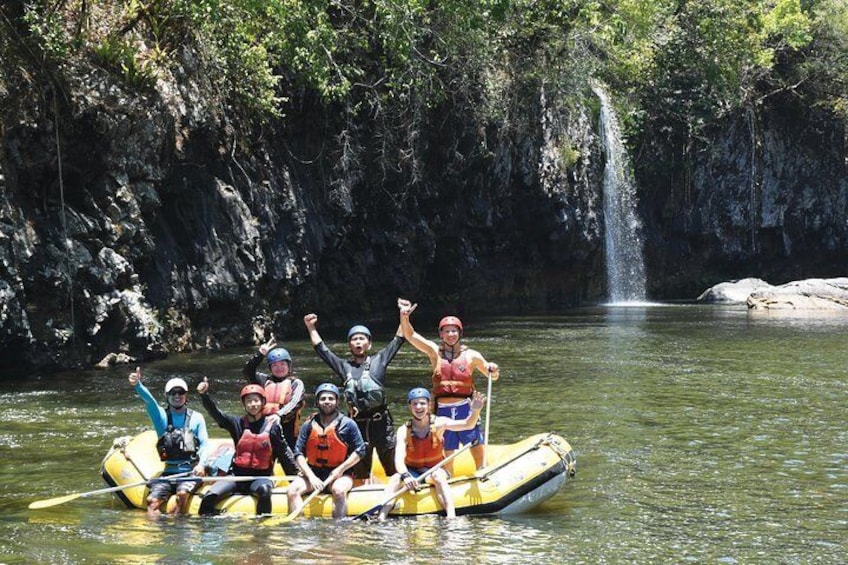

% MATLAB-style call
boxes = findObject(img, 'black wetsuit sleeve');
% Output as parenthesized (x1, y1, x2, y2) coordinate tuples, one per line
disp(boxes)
(314, 342, 348, 381)
(242, 353, 270, 386)
(271, 424, 298, 470)
(200, 393, 242, 443)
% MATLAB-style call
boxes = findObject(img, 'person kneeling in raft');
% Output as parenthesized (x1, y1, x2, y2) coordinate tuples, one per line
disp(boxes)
(197, 378, 296, 516)
(287, 383, 367, 518)
(378, 388, 485, 520)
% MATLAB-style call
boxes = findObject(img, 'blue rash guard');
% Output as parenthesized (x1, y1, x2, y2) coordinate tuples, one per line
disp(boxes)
(134, 381, 210, 474)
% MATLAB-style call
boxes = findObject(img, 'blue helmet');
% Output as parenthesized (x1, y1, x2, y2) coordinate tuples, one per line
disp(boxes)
(407, 387, 431, 403)
(267, 347, 291, 367)
(347, 325, 372, 340)
(314, 382, 340, 399)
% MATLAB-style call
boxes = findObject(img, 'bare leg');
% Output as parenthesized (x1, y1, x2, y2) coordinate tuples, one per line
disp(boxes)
(470, 444, 485, 470)
(377, 475, 403, 520)
(431, 470, 455, 519)
(287, 477, 308, 515)
(330, 475, 354, 518)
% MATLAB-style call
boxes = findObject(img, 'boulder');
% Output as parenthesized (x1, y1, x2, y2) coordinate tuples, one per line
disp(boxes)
(696, 278, 774, 304)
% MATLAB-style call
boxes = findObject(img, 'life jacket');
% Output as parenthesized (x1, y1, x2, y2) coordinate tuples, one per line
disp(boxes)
(233, 417, 275, 471)
(304, 414, 348, 468)
(156, 409, 198, 462)
(405, 415, 444, 469)
(262, 378, 293, 416)
(432, 347, 474, 399)
(343, 357, 386, 414)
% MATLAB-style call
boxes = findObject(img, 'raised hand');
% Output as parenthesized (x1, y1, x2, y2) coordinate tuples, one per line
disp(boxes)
(259, 335, 276, 356)
(303, 313, 318, 330)
(128, 366, 142, 386)
(197, 376, 209, 395)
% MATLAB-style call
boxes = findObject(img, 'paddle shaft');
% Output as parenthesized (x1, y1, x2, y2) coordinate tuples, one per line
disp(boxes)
(483, 370, 493, 467)
(28, 471, 192, 510)
(350, 439, 477, 520)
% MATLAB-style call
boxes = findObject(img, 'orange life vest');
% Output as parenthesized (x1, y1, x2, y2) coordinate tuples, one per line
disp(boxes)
(233, 418, 274, 471)
(262, 378, 293, 415)
(304, 415, 348, 468)
(432, 348, 474, 399)
(405, 415, 444, 469)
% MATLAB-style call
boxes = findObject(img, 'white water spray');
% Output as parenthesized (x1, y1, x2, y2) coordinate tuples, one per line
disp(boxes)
(593, 83, 647, 304)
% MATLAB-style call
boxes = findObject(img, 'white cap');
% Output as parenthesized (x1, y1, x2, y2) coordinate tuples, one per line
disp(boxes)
(165, 378, 189, 394)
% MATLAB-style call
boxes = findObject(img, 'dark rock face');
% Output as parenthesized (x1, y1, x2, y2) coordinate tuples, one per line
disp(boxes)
(0, 53, 604, 371)
(639, 101, 848, 298)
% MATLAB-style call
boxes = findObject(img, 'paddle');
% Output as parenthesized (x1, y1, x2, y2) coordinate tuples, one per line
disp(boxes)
(348, 440, 478, 521)
(28, 471, 192, 510)
(263, 485, 322, 525)
(483, 369, 494, 467)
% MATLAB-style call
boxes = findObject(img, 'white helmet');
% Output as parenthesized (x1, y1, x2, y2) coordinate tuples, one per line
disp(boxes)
(165, 378, 189, 394)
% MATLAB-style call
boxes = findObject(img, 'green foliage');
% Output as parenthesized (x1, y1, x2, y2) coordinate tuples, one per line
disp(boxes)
(92, 35, 158, 89)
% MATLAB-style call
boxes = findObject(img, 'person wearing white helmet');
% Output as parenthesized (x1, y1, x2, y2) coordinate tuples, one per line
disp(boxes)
(287, 383, 367, 518)
(302, 299, 411, 482)
(242, 335, 304, 474)
(377, 388, 485, 520)
(398, 302, 500, 471)
(128, 367, 209, 517)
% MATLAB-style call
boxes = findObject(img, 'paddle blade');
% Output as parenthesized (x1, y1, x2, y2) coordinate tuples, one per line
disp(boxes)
(28, 493, 81, 510)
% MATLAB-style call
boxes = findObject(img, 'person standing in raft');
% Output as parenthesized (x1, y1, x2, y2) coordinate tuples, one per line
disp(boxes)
(399, 303, 500, 470)
(287, 383, 367, 518)
(196, 378, 295, 516)
(377, 388, 486, 520)
(242, 337, 304, 475)
(303, 299, 410, 481)
(128, 367, 209, 517)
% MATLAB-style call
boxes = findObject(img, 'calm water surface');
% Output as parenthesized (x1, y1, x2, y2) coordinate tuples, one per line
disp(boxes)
(1, 305, 846, 564)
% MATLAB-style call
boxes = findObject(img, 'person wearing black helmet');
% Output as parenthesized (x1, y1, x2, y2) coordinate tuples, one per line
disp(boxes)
(196, 378, 296, 516)
(128, 367, 210, 517)
(399, 302, 500, 471)
(287, 383, 367, 518)
(303, 299, 411, 482)
(242, 336, 304, 474)
(377, 387, 485, 520)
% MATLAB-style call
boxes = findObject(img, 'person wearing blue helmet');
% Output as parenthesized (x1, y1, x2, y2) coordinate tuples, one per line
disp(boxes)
(287, 383, 367, 518)
(377, 387, 485, 520)
(303, 299, 411, 482)
(242, 335, 304, 475)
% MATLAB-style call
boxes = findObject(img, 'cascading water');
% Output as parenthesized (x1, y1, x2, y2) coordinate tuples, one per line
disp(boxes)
(593, 83, 647, 304)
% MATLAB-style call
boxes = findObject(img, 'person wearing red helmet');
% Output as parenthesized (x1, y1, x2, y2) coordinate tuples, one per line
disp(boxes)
(196, 378, 296, 515)
(302, 299, 411, 482)
(399, 301, 500, 471)
(128, 367, 209, 517)
(377, 388, 485, 520)
(242, 336, 304, 474)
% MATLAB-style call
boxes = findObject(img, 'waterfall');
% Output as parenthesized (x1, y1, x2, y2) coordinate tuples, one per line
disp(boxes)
(593, 84, 647, 304)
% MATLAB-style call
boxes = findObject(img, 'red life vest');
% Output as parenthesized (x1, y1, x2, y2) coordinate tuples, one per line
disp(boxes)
(432, 348, 474, 399)
(262, 378, 293, 416)
(233, 418, 274, 471)
(405, 415, 444, 469)
(304, 415, 348, 468)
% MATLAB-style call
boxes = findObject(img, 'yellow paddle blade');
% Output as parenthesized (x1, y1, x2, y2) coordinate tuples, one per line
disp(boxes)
(28, 493, 82, 510)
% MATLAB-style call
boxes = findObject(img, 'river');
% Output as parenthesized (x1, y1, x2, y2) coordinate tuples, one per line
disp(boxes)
(1, 305, 846, 564)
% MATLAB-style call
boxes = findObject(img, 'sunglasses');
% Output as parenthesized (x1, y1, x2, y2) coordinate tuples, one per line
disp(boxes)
(168, 390, 187, 396)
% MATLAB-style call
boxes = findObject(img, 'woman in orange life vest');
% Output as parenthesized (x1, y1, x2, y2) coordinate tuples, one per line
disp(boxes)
(399, 302, 500, 471)
(196, 378, 296, 516)
(242, 337, 304, 474)
(287, 383, 367, 518)
(377, 388, 485, 520)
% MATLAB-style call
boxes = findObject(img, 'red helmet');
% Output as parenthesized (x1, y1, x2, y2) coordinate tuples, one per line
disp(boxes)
(438, 316, 463, 334)
(240, 384, 266, 402)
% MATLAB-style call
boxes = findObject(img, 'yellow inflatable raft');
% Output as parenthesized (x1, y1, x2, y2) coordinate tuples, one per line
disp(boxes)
(100, 430, 576, 518)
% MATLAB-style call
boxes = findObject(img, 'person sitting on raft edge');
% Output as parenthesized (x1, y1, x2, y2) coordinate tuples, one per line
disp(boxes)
(128, 367, 209, 517)
(378, 387, 485, 520)
(196, 377, 296, 516)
